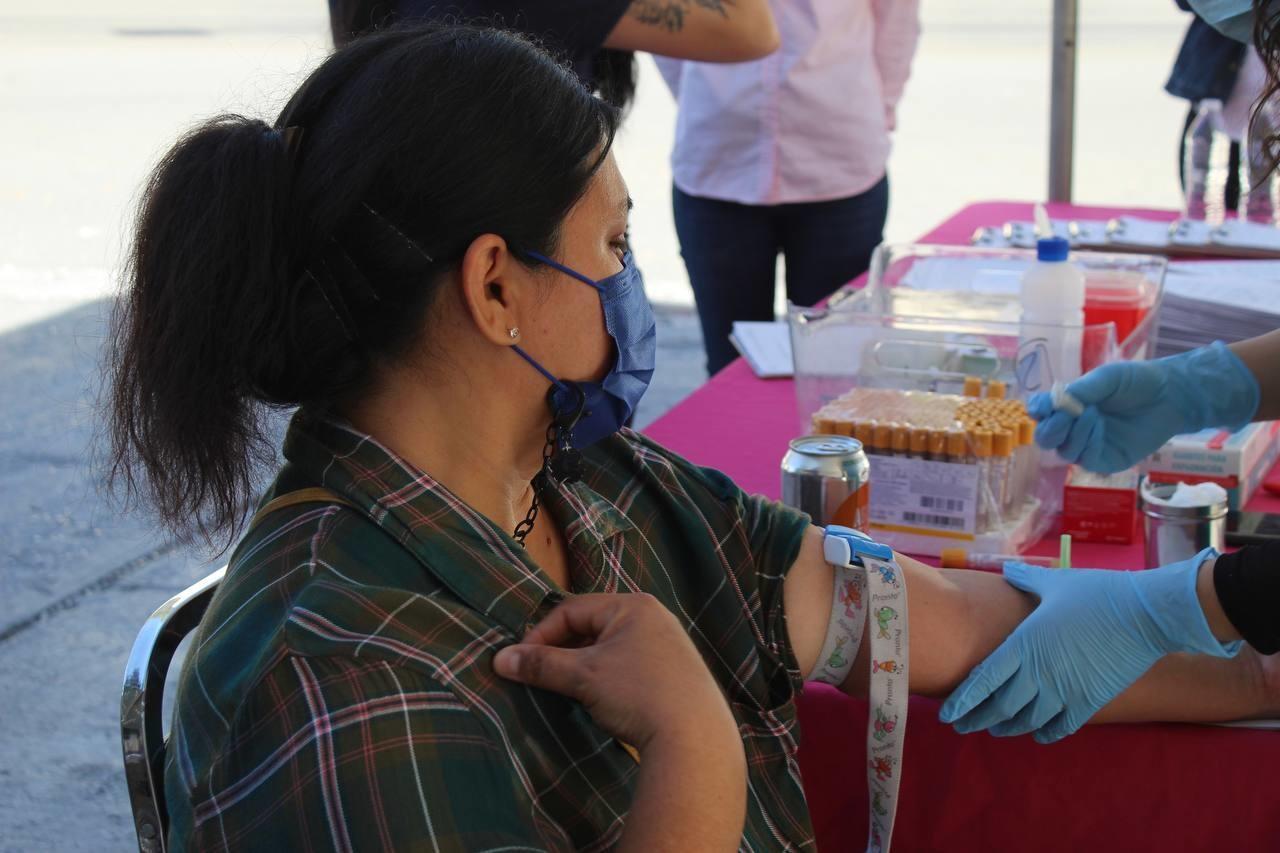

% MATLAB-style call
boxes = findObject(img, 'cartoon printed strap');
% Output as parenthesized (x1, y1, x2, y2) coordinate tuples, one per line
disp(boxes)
(807, 561, 867, 686)
(819, 527, 909, 853)
(860, 551, 907, 853)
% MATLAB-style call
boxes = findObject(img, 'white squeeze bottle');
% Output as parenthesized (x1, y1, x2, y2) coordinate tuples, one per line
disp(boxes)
(1020, 235, 1085, 385)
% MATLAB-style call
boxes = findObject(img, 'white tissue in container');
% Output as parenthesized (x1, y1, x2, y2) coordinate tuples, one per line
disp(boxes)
(1146, 422, 1280, 511)
(1143, 481, 1230, 508)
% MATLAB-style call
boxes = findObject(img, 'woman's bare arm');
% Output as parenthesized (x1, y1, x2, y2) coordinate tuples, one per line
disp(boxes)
(783, 526, 1278, 722)
(605, 0, 780, 62)
(1230, 328, 1280, 421)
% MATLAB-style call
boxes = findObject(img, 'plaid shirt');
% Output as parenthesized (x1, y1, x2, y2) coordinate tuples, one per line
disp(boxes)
(165, 410, 815, 851)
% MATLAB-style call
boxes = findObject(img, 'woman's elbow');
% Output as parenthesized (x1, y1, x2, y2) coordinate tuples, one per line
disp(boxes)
(726, 19, 780, 61)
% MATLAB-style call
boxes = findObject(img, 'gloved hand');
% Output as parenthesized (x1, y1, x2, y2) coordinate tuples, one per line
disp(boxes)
(939, 550, 1241, 744)
(1027, 341, 1259, 473)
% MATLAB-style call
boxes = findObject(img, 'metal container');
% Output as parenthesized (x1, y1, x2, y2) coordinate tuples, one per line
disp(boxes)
(782, 435, 871, 531)
(1140, 479, 1227, 568)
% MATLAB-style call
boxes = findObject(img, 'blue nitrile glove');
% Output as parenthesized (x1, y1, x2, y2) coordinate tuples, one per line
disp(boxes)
(939, 550, 1241, 744)
(1027, 341, 1259, 473)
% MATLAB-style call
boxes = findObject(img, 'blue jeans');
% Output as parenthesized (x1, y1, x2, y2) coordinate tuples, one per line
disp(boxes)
(672, 177, 889, 375)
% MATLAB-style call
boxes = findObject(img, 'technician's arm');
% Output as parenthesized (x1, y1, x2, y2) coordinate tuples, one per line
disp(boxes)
(1229, 329, 1280, 420)
(605, 0, 780, 62)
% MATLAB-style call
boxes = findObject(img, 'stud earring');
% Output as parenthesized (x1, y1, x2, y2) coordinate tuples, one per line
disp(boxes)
(508, 327, 520, 339)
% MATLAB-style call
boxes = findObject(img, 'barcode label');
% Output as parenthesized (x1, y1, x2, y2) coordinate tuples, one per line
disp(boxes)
(902, 511, 967, 529)
(920, 495, 966, 513)
(869, 456, 980, 535)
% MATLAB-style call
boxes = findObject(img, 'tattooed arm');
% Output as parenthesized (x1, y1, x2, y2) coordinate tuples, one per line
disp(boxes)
(605, 0, 779, 62)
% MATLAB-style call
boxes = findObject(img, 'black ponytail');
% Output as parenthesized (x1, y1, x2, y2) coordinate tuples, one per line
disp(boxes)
(105, 24, 618, 546)
(594, 49, 638, 113)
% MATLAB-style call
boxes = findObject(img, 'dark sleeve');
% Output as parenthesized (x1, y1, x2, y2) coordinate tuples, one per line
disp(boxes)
(395, 0, 633, 52)
(1165, 13, 1245, 101)
(1213, 543, 1280, 654)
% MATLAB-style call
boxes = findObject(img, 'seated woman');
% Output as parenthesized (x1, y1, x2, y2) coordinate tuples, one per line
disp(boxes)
(106, 24, 1280, 852)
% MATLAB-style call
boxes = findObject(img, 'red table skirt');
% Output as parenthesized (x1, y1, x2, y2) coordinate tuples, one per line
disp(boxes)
(645, 201, 1280, 851)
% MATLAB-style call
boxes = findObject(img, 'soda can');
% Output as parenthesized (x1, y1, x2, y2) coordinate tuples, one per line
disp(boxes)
(781, 434, 871, 531)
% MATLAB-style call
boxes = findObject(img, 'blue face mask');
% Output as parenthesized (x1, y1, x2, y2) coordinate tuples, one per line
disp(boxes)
(512, 250, 657, 452)
(1186, 0, 1259, 43)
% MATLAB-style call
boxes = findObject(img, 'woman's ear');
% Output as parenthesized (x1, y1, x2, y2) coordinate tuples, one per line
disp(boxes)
(457, 234, 532, 347)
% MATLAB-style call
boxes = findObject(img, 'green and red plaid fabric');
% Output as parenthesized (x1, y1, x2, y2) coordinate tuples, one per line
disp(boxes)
(164, 409, 815, 851)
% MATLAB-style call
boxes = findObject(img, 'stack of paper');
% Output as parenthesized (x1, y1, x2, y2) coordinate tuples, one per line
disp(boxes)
(729, 321, 793, 378)
(1157, 261, 1280, 356)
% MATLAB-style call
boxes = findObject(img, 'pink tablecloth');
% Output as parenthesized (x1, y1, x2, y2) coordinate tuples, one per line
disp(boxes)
(644, 201, 1280, 852)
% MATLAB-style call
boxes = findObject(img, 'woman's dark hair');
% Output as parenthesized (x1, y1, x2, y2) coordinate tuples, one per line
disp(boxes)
(1252, 0, 1280, 178)
(105, 24, 619, 546)
(593, 48, 639, 113)
(329, 1, 637, 111)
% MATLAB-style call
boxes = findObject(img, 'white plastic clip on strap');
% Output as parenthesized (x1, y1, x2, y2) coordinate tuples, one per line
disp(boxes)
(812, 526, 909, 853)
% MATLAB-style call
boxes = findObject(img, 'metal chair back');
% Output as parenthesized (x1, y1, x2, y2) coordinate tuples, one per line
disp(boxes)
(120, 567, 225, 853)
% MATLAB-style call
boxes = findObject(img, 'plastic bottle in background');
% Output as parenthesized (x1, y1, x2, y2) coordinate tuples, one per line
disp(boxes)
(1020, 236, 1086, 387)
(1244, 100, 1278, 225)
(1184, 99, 1222, 221)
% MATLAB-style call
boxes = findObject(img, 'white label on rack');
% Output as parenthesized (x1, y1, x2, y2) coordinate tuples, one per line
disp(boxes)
(869, 456, 980, 535)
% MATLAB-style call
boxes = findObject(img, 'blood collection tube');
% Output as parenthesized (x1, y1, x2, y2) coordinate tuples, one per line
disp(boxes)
(835, 418, 856, 437)
(873, 422, 894, 456)
(963, 376, 983, 397)
(814, 415, 839, 434)
(946, 428, 969, 464)
(986, 379, 1007, 400)
(1018, 417, 1038, 504)
(992, 429, 1014, 511)
(928, 429, 947, 461)
(973, 429, 993, 531)
(855, 420, 875, 452)
(939, 548, 1057, 570)
(910, 428, 929, 460)
(892, 425, 910, 457)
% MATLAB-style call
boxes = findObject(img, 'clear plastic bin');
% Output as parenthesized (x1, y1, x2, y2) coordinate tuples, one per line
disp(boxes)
(789, 244, 1166, 557)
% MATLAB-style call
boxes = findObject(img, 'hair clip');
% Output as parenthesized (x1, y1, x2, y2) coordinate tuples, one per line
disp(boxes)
(362, 203, 434, 264)
(302, 265, 359, 343)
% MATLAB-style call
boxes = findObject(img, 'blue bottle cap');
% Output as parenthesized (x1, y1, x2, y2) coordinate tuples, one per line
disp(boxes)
(1036, 236, 1070, 262)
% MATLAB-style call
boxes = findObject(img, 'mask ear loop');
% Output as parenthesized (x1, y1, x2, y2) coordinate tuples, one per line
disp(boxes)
(509, 348, 589, 545)
(546, 383, 587, 483)
(521, 250, 606, 292)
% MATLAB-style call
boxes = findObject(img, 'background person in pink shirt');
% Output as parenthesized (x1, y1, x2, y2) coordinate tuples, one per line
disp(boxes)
(657, 0, 920, 374)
